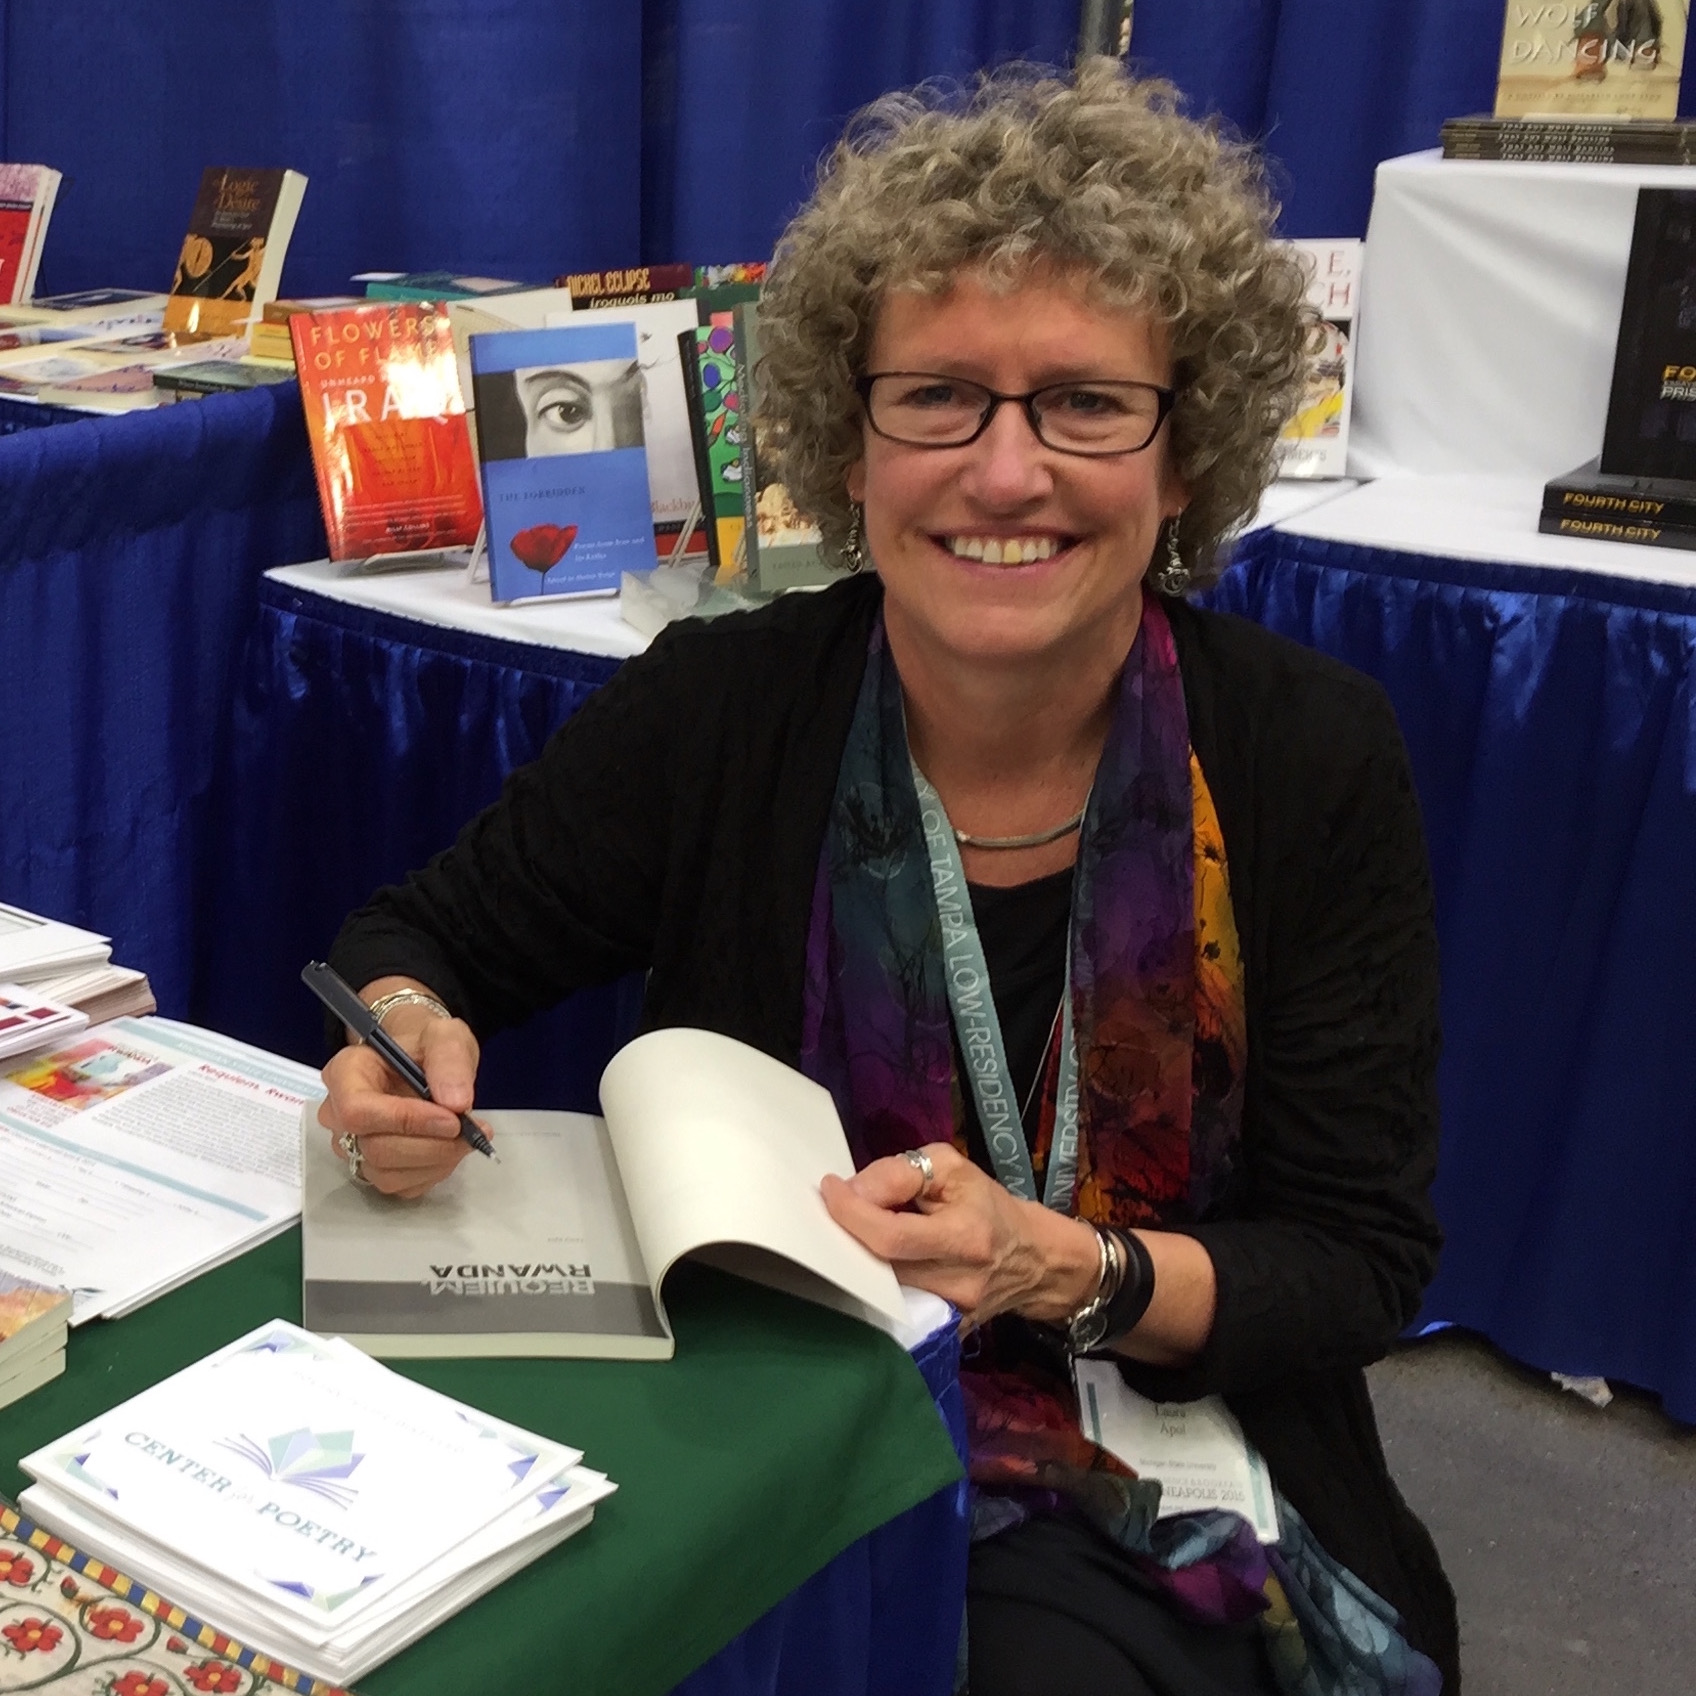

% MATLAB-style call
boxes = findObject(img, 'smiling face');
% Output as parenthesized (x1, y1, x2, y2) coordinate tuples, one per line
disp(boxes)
(846, 268, 1187, 674)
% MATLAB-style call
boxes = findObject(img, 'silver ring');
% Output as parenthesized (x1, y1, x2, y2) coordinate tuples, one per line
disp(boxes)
(902, 1148, 935, 1196)
(337, 1129, 372, 1187)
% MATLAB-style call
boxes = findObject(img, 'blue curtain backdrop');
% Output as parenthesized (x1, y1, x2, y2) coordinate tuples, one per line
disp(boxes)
(0, 2, 1664, 297)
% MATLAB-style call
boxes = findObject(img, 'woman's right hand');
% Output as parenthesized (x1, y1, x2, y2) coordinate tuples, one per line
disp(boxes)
(316, 979, 484, 1200)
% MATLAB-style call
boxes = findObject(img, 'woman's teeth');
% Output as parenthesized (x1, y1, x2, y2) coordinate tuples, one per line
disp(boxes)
(944, 535, 1060, 564)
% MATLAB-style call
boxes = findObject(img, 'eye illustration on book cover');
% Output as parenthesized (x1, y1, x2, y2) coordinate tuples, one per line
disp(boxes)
(470, 321, 657, 601)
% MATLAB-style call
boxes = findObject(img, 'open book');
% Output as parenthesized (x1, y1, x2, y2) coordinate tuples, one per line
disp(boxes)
(302, 1028, 913, 1359)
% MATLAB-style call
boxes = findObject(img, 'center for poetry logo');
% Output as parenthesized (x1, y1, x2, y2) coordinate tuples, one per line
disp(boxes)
(220, 1428, 365, 1509)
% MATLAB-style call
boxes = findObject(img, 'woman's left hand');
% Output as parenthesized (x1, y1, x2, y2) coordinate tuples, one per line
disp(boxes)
(820, 1141, 1101, 1326)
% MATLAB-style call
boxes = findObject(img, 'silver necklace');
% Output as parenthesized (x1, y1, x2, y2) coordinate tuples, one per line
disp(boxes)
(952, 805, 1087, 852)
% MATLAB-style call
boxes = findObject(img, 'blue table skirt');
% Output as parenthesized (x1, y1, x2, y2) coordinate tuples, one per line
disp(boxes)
(0, 386, 325, 1017)
(196, 577, 636, 1113)
(1212, 528, 1696, 1421)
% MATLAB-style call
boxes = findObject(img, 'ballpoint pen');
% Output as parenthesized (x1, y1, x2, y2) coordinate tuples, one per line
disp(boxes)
(301, 960, 498, 1160)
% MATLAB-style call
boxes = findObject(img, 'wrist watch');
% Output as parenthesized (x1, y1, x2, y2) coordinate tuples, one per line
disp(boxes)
(1065, 1224, 1119, 1354)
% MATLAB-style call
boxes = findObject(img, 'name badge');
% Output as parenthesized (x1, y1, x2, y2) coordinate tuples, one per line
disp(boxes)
(1075, 1359, 1280, 1544)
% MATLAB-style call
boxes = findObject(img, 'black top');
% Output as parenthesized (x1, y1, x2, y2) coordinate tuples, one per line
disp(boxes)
(961, 871, 1072, 1159)
(330, 575, 1460, 1690)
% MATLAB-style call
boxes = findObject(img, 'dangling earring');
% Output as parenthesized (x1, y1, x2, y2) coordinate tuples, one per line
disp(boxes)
(840, 502, 868, 574)
(1151, 518, 1191, 596)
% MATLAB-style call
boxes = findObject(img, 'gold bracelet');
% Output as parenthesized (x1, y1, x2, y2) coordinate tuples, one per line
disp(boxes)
(365, 988, 451, 1029)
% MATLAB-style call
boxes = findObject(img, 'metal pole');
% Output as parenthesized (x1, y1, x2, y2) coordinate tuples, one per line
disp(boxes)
(1077, 0, 1133, 59)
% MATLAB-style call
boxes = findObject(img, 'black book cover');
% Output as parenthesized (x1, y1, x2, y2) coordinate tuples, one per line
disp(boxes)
(1538, 509, 1696, 549)
(1443, 135, 1696, 163)
(1542, 454, 1696, 528)
(1600, 189, 1696, 479)
(678, 326, 723, 578)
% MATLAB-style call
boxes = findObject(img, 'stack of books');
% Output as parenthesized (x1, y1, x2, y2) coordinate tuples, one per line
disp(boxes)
(0, 900, 155, 1022)
(1539, 456, 1696, 552)
(0, 1270, 69, 1410)
(1442, 114, 1696, 164)
(248, 295, 360, 364)
(19, 1319, 616, 1683)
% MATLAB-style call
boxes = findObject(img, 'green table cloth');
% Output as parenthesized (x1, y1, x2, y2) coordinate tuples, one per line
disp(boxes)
(1, 1230, 963, 1695)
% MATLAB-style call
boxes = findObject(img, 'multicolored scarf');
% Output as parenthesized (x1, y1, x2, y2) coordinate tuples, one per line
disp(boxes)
(801, 598, 1440, 1696)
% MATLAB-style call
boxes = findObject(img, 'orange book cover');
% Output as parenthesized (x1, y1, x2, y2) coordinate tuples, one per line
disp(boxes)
(292, 301, 482, 562)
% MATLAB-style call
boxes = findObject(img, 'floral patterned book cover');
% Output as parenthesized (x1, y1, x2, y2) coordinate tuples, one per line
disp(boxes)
(0, 1497, 356, 1696)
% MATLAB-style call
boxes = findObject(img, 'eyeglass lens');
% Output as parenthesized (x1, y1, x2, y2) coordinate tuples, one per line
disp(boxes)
(865, 374, 1168, 453)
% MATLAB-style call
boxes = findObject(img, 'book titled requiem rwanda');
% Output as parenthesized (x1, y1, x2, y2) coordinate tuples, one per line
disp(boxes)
(470, 319, 656, 602)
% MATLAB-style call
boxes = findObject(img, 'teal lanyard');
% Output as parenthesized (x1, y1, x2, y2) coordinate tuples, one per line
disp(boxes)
(911, 763, 1082, 1213)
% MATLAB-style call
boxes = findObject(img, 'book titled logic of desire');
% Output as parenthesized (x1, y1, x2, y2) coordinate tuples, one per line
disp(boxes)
(1494, 1, 1690, 121)
(301, 1028, 908, 1359)
(164, 166, 307, 338)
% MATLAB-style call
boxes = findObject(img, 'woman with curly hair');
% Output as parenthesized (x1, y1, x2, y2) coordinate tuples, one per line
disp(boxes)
(321, 58, 1457, 1696)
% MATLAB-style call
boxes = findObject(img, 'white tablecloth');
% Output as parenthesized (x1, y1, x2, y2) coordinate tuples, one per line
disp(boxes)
(266, 481, 1357, 655)
(264, 559, 649, 659)
(1277, 471, 1696, 590)
(1351, 150, 1696, 482)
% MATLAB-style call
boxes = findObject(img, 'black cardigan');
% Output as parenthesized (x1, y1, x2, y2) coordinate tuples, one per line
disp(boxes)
(332, 574, 1460, 1689)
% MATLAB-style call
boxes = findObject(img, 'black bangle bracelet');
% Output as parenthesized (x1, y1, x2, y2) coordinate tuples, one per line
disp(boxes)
(1101, 1228, 1156, 1341)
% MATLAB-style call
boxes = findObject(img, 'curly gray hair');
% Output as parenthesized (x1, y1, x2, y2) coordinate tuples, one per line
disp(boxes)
(754, 57, 1316, 586)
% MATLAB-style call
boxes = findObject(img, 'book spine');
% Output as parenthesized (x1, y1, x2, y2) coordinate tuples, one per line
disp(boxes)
(1443, 136, 1694, 163)
(678, 328, 723, 578)
(1542, 483, 1696, 529)
(1538, 512, 1696, 549)
(561, 264, 695, 303)
(732, 303, 762, 588)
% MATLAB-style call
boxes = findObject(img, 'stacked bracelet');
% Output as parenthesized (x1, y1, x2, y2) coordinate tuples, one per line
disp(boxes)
(1101, 1228, 1157, 1342)
(365, 988, 452, 1029)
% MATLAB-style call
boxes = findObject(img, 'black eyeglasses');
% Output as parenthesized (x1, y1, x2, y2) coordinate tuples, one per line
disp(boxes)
(856, 371, 1177, 457)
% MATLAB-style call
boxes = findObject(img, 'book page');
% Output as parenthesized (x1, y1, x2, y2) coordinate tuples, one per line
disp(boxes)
(599, 1028, 907, 1334)
(0, 1017, 314, 1322)
(302, 1108, 668, 1355)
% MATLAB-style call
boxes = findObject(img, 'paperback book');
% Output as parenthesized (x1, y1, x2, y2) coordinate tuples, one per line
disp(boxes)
(1494, 0, 1690, 121)
(0, 287, 166, 332)
(561, 262, 695, 307)
(153, 357, 299, 395)
(681, 318, 747, 578)
(301, 1027, 908, 1359)
(19, 1320, 614, 1682)
(580, 296, 709, 555)
(1277, 238, 1361, 479)
(470, 319, 657, 601)
(164, 167, 308, 338)
(1599, 187, 1696, 481)
(732, 301, 841, 591)
(1442, 112, 1696, 161)
(0, 163, 60, 304)
(358, 271, 524, 302)
(445, 285, 573, 462)
(293, 301, 482, 563)
(0, 1269, 68, 1410)
(0, 983, 86, 1061)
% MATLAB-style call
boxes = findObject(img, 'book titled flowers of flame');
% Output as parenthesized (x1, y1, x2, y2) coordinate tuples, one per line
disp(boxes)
(469, 320, 657, 602)
(293, 302, 482, 563)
